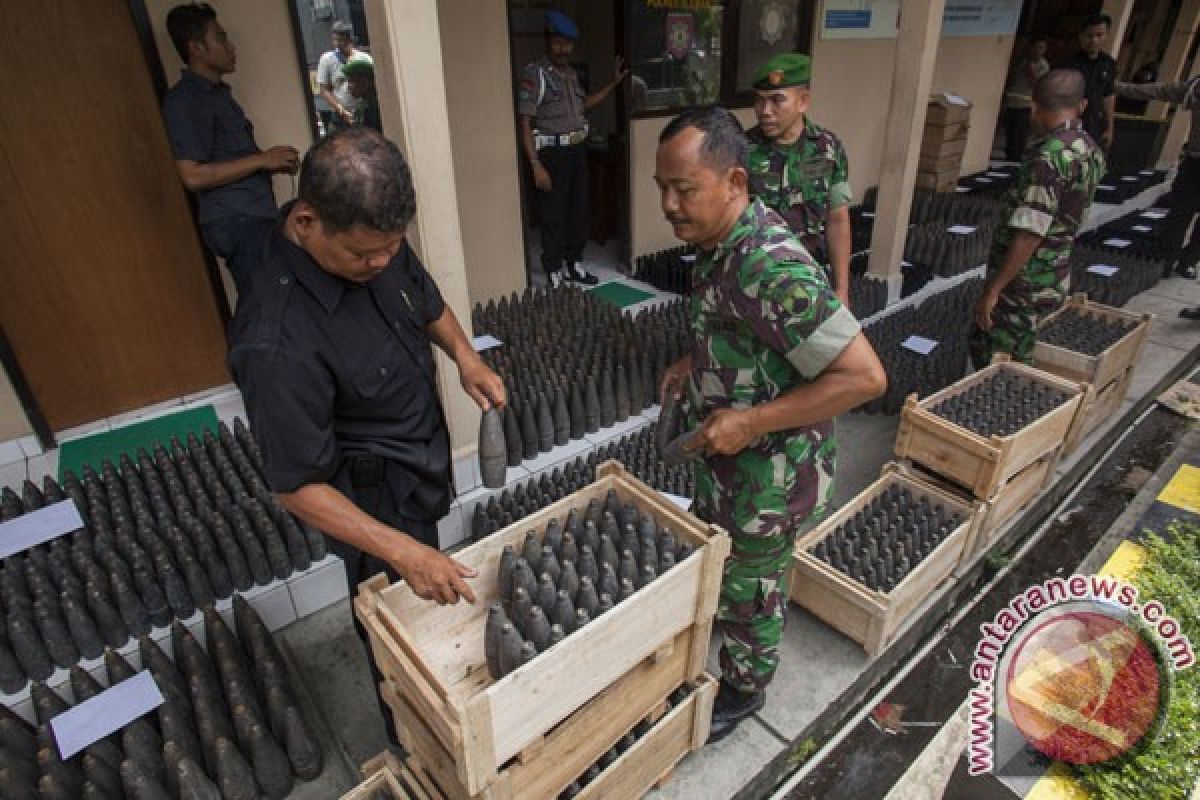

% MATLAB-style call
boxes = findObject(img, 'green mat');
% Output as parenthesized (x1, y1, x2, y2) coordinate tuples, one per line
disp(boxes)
(587, 280, 655, 309)
(58, 405, 220, 480)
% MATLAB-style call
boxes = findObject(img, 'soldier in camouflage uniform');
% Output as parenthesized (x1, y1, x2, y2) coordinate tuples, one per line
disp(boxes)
(746, 53, 853, 306)
(655, 107, 886, 743)
(972, 69, 1105, 367)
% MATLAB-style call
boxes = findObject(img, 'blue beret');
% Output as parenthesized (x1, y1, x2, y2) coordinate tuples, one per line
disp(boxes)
(545, 9, 579, 40)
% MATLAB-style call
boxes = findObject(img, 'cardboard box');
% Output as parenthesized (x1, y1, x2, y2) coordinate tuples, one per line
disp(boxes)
(922, 120, 970, 145)
(927, 92, 972, 125)
(921, 134, 968, 159)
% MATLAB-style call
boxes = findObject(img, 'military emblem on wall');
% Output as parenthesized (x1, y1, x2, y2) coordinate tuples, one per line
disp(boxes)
(666, 12, 694, 61)
(759, 0, 788, 45)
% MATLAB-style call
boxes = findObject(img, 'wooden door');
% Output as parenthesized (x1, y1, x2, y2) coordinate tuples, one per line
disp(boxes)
(0, 0, 230, 431)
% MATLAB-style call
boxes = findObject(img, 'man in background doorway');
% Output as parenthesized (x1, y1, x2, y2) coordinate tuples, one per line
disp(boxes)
(971, 70, 1105, 367)
(746, 53, 852, 308)
(1061, 13, 1117, 151)
(1004, 38, 1050, 162)
(162, 2, 299, 288)
(517, 9, 628, 288)
(343, 55, 381, 133)
(1115, 73, 1200, 286)
(317, 21, 364, 135)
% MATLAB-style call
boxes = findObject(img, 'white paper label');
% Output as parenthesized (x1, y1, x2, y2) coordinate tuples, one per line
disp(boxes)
(680, 254, 697, 263)
(663, 492, 693, 511)
(472, 335, 502, 352)
(947, 225, 977, 235)
(52, 672, 165, 759)
(955, 186, 972, 193)
(943, 92, 969, 106)
(1097, 184, 1116, 191)
(0, 500, 84, 559)
(985, 171, 1008, 178)
(1140, 209, 1168, 220)
(901, 335, 939, 355)
(862, 211, 875, 218)
(1121, 176, 1138, 182)
(975, 177, 993, 184)
(1140, 170, 1154, 176)
(1102, 238, 1132, 249)
(1087, 264, 1119, 277)
(1132, 225, 1152, 233)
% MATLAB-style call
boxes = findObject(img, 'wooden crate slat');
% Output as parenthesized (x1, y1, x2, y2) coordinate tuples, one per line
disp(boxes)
(1034, 294, 1153, 388)
(574, 675, 716, 800)
(955, 450, 1059, 573)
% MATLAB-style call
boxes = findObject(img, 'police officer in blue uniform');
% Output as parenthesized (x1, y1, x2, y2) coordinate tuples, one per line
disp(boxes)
(518, 10, 628, 287)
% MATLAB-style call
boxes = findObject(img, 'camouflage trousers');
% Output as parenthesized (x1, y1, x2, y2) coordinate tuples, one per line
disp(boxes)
(718, 533, 796, 692)
(969, 293, 1038, 369)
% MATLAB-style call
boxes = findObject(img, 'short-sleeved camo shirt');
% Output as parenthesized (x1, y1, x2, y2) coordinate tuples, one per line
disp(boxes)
(687, 199, 861, 541)
(988, 119, 1106, 310)
(746, 118, 852, 254)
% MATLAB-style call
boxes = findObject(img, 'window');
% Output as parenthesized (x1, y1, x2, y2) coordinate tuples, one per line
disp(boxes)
(627, 0, 812, 117)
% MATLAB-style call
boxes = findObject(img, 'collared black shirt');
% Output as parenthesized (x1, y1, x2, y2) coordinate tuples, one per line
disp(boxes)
(162, 69, 278, 225)
(226, 227, 451, 522)
(1061, 51, 1117, 143)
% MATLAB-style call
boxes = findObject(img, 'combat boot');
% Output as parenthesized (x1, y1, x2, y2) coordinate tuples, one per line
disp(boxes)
(706, 679, 765, 744)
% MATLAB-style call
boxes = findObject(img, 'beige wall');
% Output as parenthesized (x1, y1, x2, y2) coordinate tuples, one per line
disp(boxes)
(0, 376, 31, 440)
(438, 0, 527, 306)
(629, 33, 1015, 257)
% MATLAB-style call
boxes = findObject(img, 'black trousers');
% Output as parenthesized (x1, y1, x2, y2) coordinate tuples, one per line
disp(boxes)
(331, 474, 440, 745)
(1004, 107, 1031, 162)
(1163, 156, 1200, 271)
(535, 142, 589, 275)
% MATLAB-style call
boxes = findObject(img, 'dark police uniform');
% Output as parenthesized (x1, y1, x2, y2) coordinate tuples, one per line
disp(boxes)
(518, 56, 590, 278)
(227, 220, 452, 740)
(162, 68, 279, 276)
(1062, 51, 1116, 146)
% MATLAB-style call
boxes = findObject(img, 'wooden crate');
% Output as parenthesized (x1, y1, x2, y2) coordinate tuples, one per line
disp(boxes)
(958, 450, 1058, 571)
(790, 463, 978, 656)
(355, 461, 729, 797)
(1033, 293, 1152, 388)
(383, 674, 715, 800)
(341, 750, 445, 800)
(894, 360, 1086, 499)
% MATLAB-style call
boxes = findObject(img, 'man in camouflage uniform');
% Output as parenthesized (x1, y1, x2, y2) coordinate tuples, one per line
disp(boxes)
(746, 53, 853, 306)
(655, 107, 886, 742)
(971, 69, 1105, 367)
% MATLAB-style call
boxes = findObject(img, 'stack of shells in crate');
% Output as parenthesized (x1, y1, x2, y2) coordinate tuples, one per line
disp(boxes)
(810, 485, 966, 592)
(483, 489, 695, 679)
(928, 372, 1070, 437)
(1036, 307, 1139, 356)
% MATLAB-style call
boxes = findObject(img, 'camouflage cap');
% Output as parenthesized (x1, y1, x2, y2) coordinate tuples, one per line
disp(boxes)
(342, 54, 375, 78)
(753, 53, 811, 90)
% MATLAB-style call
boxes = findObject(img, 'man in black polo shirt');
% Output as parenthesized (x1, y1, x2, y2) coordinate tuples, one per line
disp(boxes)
(1061, 13, 1117, 150)
(162, 3, 299, 285)
(228, 127, 504, 608)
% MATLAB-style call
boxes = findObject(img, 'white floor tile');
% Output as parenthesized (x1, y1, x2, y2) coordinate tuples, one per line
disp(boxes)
(0, 460, 27, 490)
(26, 451, 60, 484)
(0, 682, 31, 706)
(517, 436, 593, 477)
(452, 452, 481, 495)
(212, 394, 248, 426)
(108, 397, 186, 430)
(17, 435, 43, 458)
(56, 419, 110, 444)
(249, 584, 298, 631)
(584, 415, 653, 447)
(289, 558, 350, 618)
(437, 505, 466, 551)
(10, 697, 35, 725)
(0, 439, 24, 466)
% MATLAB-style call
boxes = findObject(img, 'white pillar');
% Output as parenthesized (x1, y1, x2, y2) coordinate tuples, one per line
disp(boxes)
(366, 0, 479, 461)
(1148, 0, 1200, 119)
(866, 0, 947, 293)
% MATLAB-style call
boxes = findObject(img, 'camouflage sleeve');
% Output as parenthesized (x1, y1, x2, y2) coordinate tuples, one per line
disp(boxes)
(740, 257, 861, 379)
(829, 137, 852, 209)
(516, 63, 541, 118)
(1008, 154, 1061, 237)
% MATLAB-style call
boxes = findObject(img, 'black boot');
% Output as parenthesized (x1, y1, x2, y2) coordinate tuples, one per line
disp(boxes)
(707, 679, 765, 744)
(1180, 306, 1200, 320)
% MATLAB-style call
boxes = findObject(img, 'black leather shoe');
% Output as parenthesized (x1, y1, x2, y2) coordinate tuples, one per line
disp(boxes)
(1178, 263, 1197, 280)
(706, 680, 765, 744)
(1180, 307, 1200, 320)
